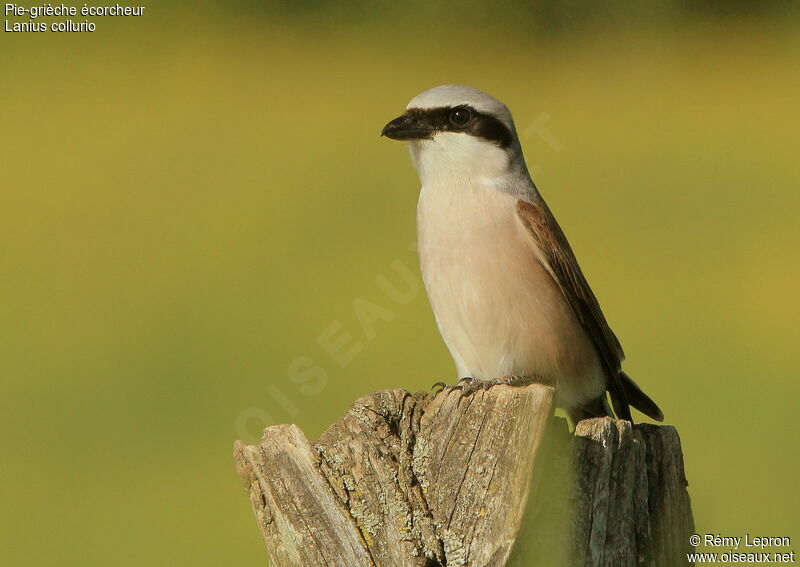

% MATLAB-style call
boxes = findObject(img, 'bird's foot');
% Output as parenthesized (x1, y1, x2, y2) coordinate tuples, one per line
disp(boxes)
(431, 379, 462, 394)
(431, 377, 485, 395)
(432, 375, 544, 396)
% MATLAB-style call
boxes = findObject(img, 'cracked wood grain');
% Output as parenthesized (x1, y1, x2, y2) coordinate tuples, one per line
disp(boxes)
(233, 425, 374, 566)
(234, 385, 694, 567)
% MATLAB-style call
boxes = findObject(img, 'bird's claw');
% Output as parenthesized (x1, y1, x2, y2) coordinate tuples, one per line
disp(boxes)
(431, 375, 540, 396)
(431, 381, 457, 394)
(458, 376, 488, 396)
(431, 377, 492, 396)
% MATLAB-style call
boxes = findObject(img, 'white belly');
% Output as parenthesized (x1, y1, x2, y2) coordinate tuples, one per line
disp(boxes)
(417, 180, 605, 407)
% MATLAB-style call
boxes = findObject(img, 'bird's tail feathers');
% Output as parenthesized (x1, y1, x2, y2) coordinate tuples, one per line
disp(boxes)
(619, 371, 664, 422)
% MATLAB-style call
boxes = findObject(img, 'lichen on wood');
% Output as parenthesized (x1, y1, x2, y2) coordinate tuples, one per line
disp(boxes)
(234, 384, 694, 567)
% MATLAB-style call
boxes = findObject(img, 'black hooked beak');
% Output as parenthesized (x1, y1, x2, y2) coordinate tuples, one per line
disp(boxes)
(381, 113, 434, 141)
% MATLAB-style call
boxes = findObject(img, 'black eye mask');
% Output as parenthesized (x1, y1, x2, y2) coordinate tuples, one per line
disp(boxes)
(382, 105, 514, 148)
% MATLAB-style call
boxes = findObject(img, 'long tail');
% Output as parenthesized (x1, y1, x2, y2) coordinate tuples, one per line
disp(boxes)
(619, 371, 664, 422)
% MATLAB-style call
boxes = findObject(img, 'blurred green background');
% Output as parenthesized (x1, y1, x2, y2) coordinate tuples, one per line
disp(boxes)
(2, 2, 798, 565)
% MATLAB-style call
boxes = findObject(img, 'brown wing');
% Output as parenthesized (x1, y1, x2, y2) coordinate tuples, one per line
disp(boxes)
(515, 199, 631, 420)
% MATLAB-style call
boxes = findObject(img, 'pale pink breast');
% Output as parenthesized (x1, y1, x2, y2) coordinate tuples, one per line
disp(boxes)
(417, 182, 605, 407)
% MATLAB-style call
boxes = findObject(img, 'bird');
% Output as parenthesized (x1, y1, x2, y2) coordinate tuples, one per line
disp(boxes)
(381, 84, 663, 424)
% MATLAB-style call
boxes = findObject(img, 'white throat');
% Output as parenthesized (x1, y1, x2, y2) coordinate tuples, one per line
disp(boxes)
(408, 133, 514, 187)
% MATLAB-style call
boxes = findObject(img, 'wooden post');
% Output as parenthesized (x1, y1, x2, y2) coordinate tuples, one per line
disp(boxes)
(234, 385, 694, 567)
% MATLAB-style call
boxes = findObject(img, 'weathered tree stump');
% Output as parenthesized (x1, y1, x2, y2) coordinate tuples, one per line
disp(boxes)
(234, 384, 694, 567)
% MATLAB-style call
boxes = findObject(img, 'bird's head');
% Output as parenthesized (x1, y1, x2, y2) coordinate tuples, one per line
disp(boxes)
(381, 85, 525, 185)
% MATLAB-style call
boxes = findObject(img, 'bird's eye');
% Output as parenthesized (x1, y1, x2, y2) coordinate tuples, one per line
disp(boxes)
(449, 107, 472, 127)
